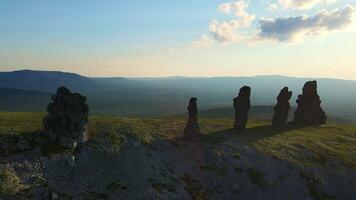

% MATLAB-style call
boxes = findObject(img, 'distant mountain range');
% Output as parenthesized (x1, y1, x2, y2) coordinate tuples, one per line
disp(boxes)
(1, 70, 356, 123)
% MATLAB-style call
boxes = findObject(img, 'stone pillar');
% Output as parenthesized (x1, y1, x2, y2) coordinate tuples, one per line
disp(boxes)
(184, 97, 200, 139)
(233, 86, 251, 132)
(293, 81, 326, 125)
(272, 87, 292, 126)
(43, 86, 89, 148)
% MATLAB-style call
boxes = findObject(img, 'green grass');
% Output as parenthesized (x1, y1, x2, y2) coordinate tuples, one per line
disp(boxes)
(251, 123, 356, 168)
(0, 112, 233, 144)
(0, 112, 44, 134)
(1, 111, 356, 169)
(201, 119, 356, 168)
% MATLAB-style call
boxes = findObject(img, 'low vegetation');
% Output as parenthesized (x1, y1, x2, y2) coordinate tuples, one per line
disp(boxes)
(0, 166, 27, 198)
(251, 123, 356, 168)
(1, 112, 356, 169)
(0, 112, 44, 134)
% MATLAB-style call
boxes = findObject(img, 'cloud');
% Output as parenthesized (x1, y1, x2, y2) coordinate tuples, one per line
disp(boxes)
(193, 1, 354, 46)
(207, 1, 255, 43)
(267, 4, 279, 12)
(209, 20, 241, 42)
(218, 1, 256, 27)
(258, 5, 355, 42)
(278, 0, 337, 10)
(191, 35, 213, 48)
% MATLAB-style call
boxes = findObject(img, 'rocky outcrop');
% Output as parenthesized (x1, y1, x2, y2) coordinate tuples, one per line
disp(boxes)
(233, 86, 251, 132)
(184, 97, 200, 139)
(293, 81, 326, 125)
(272, 87, 292, 126)
(43, 87, 89, 148)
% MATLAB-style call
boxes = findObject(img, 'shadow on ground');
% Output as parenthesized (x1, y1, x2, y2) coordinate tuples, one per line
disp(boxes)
(200, 124, 308, 145)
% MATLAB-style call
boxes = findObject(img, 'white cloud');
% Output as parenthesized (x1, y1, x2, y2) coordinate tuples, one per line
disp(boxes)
(209, 20, 240, 42)
(206, 1, 255, 43)
(191, 35, 213, 48)
(278, 0, 337, 10)
(258, 5, 355, 42)
(218, 1, 256, 27)
(267, 4, 279, 12)
(193, 1, 354, 46)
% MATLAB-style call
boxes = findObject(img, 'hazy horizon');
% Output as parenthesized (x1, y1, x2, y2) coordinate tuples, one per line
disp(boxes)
(3, 69, 356, 81)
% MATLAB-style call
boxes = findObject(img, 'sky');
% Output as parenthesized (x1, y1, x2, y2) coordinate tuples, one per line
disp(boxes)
(0, 0, 355, 79)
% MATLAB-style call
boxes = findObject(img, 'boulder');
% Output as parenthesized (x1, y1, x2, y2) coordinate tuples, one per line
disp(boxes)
(272, 87, 292, 126)
(233, 86, 251, 132)
(293, 81, 326, 125)
(43, 87, 89, 148)
(184, 97, 200, 139)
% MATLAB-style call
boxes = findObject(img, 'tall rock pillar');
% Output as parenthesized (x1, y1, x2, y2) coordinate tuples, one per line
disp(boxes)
(233, 86, 251, 132)
(293, 81, 326, 125)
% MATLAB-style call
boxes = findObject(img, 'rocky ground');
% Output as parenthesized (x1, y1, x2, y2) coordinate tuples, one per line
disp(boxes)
(1, 126, 356, 200)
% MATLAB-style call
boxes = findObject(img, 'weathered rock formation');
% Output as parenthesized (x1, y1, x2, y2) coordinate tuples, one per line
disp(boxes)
(272, 87, 292, 126)
(293, 81, 326, 125)
(233, 86, 251, 132)
(184, 97, 200, 139)
(43, 87, 89, 148)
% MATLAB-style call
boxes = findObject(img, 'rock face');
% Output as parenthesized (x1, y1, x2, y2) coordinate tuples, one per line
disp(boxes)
(293, 81, 327, 125)
(43, 87, 89, 148)
(184, 97, 200, 139)
(272, 87, 292, 126)
(233, 86, 251, 132)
